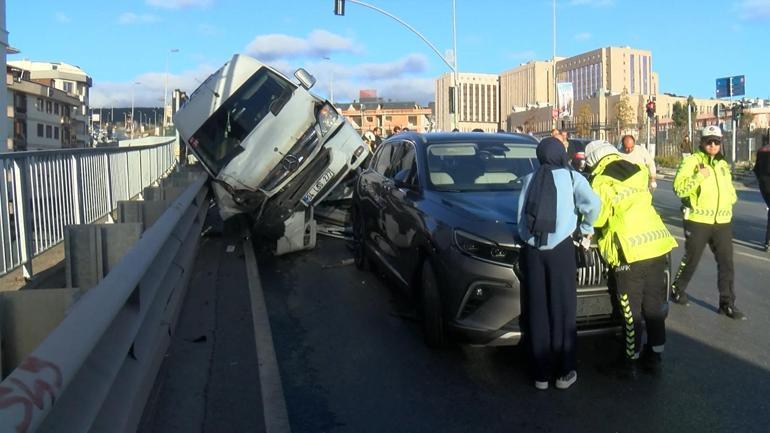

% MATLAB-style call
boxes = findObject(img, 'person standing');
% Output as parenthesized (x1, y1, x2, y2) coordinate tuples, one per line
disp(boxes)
(619, 135, 657, 191)
(372, 126, 383, 151)
(584, 140, 677, 374)
(753, 134, 770, 252)
(681, 135, 693, 157)
(517, 137, 600, 390)
(671, 126, 746, 320)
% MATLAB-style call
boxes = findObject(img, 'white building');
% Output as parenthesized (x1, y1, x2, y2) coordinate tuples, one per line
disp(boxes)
(8, 59, 92, 146)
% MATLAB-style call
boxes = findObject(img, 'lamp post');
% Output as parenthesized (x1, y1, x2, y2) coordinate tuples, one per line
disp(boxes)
(552, 0, 558, 130)
(334, 0, 458, 130)
(323, 56, 335, 105)
(131, 81, 141, 139)
(164, 48, 180, 128)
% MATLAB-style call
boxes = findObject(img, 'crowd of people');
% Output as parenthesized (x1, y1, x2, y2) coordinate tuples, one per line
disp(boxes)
(515, 125, 761, 391)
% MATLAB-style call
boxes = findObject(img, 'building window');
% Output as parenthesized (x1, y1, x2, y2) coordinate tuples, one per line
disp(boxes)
(630, 55, 635, 94)
(642, 56, 648, 95)
(54, 103, 60, 115)
(37, 123, 44, 137)
(63, 82, 73, 93)
(385, 115, 392, 121)
(46, 125, 52, 138)
(54, 127, 60, 140)
(37, 98, 44, 111)
(46, 100, 53, 113)
(408, 115, 417, 125)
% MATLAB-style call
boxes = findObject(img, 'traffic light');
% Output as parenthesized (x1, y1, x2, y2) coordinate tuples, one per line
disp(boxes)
(334, 0, 345, 15)
(646, 100, 655, 119)
(732, 103, 743, 121)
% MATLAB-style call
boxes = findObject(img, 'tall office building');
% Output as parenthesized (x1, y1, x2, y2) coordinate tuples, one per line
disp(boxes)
(435, 72, 499, 131)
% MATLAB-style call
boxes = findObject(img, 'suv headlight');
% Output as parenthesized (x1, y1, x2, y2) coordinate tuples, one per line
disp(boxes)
(454, 230, 520, 266)
(316, 103, 341, 136)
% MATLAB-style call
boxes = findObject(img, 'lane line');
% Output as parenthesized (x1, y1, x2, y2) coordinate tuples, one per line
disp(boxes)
(242, 226, 292, 433)
(671, 234, 770, 263)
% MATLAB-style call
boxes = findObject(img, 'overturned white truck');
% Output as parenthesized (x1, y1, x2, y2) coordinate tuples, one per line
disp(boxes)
(174, 54, 369, 254)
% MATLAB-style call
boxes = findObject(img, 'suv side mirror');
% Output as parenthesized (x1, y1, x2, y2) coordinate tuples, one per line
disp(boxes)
(294, 69, 316, 90)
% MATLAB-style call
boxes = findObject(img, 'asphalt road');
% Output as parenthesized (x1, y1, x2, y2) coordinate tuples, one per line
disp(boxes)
(259, 180, 770, 433)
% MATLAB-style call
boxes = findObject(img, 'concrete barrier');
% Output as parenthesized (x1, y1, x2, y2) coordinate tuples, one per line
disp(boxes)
(64, 224, 143, 290)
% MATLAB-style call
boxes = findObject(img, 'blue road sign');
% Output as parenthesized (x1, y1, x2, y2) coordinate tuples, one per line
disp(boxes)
(716, 77, 729, 98)
(731, 75, 745, 97)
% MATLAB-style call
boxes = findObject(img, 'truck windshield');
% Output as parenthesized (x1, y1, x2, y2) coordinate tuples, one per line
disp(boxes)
(190, 67, 295, 174)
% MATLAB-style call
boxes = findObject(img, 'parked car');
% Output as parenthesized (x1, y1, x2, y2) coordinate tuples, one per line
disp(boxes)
(352, 132, 650, 347)
(174, 54, 369, 254)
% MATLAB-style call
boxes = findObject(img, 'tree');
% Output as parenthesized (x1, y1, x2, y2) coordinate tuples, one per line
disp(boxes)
(575, 104, 592, 138)
(672, 101, 687, 128)
(615, 88, 635, 128)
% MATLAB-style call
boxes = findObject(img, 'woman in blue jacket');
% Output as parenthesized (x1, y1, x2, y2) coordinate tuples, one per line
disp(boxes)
(517, 137, 600, 390)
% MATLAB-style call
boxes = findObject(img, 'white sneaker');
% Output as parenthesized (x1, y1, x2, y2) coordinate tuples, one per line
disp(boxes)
(555, 371, 577, 389)
(534, 380, 549, 390)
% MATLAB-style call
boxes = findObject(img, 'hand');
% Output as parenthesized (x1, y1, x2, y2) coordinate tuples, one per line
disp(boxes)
(650, 181, 657, 190)
(699, 166, 710, 178)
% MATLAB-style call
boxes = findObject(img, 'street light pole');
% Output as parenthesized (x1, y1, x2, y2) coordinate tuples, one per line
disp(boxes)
(323, 56, 334, 105)
(552, 0, 558, 129)
(334, 0, 458, 130)
(164, 48, 180, 127)
(131, 81, 140, 139)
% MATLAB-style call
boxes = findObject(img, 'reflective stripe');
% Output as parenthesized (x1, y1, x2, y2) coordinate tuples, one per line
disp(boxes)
(619, 293, 635, 358)
(627, 228, 672, 247)
(612, 186, 647, 204)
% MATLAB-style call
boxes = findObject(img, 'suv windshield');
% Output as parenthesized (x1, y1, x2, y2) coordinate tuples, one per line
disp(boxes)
(190, 67, 295, 174)
(426, 141, 538, 191)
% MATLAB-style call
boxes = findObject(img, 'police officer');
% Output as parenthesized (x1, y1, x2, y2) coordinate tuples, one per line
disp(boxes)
(671, 126, 746, 320)
(584, 140, 677, 373)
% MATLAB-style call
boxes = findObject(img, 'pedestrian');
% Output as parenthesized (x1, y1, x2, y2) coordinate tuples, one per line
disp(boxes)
(372, 126, 383, 151)
(392, 125, 402, 136)
(681, 135, 693, 157)
(671, 126, 746, 319)
(551, 128, 561, 138)
(584, 140, 677, 375)
(619, 135, 657, 191)
(753, 134, 770, 252)
(516, 125, 525, 133)
(517, 137, 600, 390)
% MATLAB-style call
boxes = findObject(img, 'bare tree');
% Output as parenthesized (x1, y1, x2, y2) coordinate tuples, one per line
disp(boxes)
(575, 104, 592, 138)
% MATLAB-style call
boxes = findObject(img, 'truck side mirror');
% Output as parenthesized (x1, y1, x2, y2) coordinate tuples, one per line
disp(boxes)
(294, 69, 316, 90)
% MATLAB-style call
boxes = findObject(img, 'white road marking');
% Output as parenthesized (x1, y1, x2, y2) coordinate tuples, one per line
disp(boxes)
(671, 234, 770, 263)
(242, 226, 292, 433)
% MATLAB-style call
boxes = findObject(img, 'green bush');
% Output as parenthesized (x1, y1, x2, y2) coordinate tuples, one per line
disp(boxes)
(655, 155, 681, 169)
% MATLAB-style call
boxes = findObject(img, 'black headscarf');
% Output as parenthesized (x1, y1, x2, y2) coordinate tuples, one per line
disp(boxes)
(524, 137, 569, 247)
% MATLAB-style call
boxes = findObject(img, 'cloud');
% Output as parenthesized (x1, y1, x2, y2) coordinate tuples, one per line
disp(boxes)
(507, 50, 537, 61)
(353, 54, 429, 80)
(146, 0, 212, 9)
(54, 12, 71, 23)
(118, 12, 161, 24)
(244, 30, 358, 61)
(574, 32, 592, 41)
(90, 63, 217, 107)
(568, 0, 614, 6)
(738, 0, 770, 20)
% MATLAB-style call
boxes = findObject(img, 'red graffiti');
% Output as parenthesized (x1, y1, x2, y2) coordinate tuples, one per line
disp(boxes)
(0, 356, 63, 433)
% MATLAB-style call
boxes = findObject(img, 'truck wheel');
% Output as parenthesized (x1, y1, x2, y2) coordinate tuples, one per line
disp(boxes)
(353, 212, 370, 271)
(421, 260, 447, 348)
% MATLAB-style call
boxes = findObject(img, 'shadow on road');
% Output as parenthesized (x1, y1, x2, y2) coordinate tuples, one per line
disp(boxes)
(258, 237, 770, 433)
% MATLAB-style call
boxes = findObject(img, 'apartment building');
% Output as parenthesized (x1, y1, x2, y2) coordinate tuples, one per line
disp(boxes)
(338, 101, 433, 135)
(8, 59, 91, 146)
(435, 72, 500, 132)
(7, 65, 83, 150)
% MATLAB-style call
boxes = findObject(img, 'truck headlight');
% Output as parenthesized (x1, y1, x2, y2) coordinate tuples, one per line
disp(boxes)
(316, 103, 341, 136)
(454, 230, 519, 266)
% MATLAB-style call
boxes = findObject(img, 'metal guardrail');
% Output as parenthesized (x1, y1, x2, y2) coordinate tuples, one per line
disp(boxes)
(0, 139, 177, 279)
(0, 175, 209, 433)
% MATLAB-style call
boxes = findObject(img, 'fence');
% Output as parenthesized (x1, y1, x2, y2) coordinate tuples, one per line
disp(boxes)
(0, 139, 177, 279)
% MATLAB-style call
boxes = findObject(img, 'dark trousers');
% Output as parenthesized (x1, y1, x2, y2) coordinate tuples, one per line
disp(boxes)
(613, 255, 668, 359)
(673, 220, 735, 305)
(521, 237, 577, 381)
(758, 176, 770, 245)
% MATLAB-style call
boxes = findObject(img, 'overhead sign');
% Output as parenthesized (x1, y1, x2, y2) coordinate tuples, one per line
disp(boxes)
(715, 75, 745, 98)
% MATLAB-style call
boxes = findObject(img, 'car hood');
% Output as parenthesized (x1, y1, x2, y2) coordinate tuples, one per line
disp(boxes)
(435, 190, 520, 225)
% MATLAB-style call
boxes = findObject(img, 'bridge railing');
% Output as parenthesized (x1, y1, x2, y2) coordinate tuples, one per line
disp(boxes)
(0, 139, 177, 279)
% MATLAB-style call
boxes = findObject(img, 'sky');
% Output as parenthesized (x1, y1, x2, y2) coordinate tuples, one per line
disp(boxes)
(7, 0, 770, 108)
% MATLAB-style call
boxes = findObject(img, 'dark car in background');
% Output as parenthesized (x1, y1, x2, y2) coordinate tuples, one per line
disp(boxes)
(352, 132, 622, 347)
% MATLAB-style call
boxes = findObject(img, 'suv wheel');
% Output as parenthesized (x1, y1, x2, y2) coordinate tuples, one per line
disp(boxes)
(421, 259, 447, 348)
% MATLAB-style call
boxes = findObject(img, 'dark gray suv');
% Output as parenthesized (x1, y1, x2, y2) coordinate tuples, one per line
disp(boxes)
(352, 132, 625, 347)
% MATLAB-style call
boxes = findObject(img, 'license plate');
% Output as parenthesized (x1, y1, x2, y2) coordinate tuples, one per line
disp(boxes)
(302, 168, 335, 205)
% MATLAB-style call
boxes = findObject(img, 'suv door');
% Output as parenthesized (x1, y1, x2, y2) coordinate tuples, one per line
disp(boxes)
(356, 141, 395, 266)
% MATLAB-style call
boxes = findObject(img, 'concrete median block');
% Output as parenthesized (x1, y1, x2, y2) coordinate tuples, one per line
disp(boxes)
(144, 185, 187, 203)
(64, 223, 143, 290)
(0, 288, 81, 378)
(118, 200, 170, 231)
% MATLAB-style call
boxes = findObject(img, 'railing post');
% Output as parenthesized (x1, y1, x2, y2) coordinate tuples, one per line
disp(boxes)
(70, 155, 83, 224)
(13, 159, 35, 280)
(104, 153, 114, 223)
(125, 150, 131, 199)
(138, 149, 144, 199)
